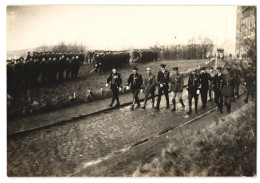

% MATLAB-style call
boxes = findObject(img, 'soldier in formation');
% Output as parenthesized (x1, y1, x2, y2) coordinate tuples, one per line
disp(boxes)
(7, 51, 84, 95)
(132, 49, 158, 63)
(92, 51, 130, 73)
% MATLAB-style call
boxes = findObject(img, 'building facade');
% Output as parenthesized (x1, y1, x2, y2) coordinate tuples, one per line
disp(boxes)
(235, 6, 256, 59)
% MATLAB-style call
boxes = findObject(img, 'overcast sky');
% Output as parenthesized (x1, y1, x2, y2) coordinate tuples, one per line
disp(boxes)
(6, 6, 237, 51)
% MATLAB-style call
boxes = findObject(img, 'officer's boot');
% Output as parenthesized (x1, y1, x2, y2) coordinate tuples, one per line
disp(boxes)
(180, 98, 185, 109)
(136, 98, 141, 108)
(195, 99, 198, 114)
(152, 98, 155, 108)
(224, 102, 228, 111)
(187, 100, 192, 114)
(171, 99, 176, 111)
(244, 94, 249, 103)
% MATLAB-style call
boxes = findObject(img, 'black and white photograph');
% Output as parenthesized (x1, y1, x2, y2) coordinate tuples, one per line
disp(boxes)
(2, 0, 258, 180)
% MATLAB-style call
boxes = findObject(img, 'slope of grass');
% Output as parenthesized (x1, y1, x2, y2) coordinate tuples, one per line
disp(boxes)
(133, 101, 256, 176)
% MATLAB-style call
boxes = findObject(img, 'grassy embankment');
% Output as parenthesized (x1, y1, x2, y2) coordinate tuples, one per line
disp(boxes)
(133, 101, 256, 176)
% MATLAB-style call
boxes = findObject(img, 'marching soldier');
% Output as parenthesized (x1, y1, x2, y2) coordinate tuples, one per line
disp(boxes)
(232, 63, 242, 101)
(169, 67, 185, 111)
(244, 62, 256, 103)
(187, 69, 200, 114)
(106, 67, 122, 107)
(126, 67, 143, 110)
(199, 67, 211, 109)
(208, 67, 215, 102)
(213, 67, 224, 113)
(222, 67, 235, 113)
(142, 67, 156, 109)
(155, 64, 170, 110)
(65, 57, 71, 80)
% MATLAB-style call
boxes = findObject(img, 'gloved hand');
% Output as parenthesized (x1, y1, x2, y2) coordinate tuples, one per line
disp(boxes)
(119, 87, 122, 91)
(105, 83, 108, 87)
(197, 89, 200, 94)
(160, 84, 163, 88)
(126, 86, 130, 90)
(140, 89, 143, 93)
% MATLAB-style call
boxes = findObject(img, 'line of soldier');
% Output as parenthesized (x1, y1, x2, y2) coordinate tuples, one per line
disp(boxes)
(105, 62, 254, 114)
(91, 51, 130, 73)
(7, 51, 85, 94)
(132, 49, 159, 63)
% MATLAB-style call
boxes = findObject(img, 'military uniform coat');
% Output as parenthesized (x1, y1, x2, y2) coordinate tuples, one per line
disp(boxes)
(127, 73, 143, 91)
(143, 74, 156, 94)
(169, 73, 184, 92)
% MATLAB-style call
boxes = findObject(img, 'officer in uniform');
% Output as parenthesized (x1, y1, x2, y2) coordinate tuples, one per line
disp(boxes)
(222, 67, 235, 113)
(208, 67, 215, 102)
(106, 67, 122, 107)
(199, 67, 211, 108)
(155, 64, 170, 110)
(244, 62, 255, 103)
(169, 67, 185, 111)
(187, 69, 200, 114)
(142, 67, 156, 109)
(126, 67, 143, 110)
(213, 67, 224, 113)
(232, 63, 242, 101)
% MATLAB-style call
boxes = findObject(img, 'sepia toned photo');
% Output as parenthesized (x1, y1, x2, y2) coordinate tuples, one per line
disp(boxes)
(6, 5, 256, 177)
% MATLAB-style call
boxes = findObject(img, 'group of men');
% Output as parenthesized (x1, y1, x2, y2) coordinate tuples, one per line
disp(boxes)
(92, 51, 130, 73)
(105, 62, 255, 114)
(132, 49, 159, 63)
(7, 51, 84, 94)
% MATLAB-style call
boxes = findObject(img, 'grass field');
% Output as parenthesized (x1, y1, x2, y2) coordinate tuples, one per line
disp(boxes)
(132, 101, 256, 176)
(8, 59, 210, 118)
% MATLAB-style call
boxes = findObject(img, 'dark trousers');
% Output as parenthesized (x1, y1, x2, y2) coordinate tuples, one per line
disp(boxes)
(214, 89, 223, 109)
(132, 89, 140, 105)
(111, 85, 119, 105)
(156, 86, 169, 108)
(66, 70, 70, 80)
(200, 87, 208, 107)
(188, 92, 198, 110)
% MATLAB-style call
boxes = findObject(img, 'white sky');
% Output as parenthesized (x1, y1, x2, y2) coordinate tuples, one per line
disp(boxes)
(6, 6, 237, 51)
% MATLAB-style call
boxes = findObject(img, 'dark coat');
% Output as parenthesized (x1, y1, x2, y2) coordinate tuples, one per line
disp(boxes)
(157, 70, 170, 87)
(187, 73, 200, 94)
(169, 73, 184, 92)
(213, 73, 224, 92)
(107, 72, 122, 88)
(127, 73, 143, 90)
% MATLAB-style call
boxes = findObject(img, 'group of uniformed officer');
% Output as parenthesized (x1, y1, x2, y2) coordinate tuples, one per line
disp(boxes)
(92, 51, 130, 73)
(7, 51, 84, 94)
(132, 49, 159, 63)
(105, 62, 254, 115)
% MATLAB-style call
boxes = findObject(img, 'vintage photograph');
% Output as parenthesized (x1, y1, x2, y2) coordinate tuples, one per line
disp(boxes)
(6, 5, 256, 177)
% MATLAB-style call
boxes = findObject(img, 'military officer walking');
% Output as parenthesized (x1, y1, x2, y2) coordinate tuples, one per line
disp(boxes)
(199, 67, 211, 109)
(155, 64, 170, 110)
(106, 67, 122, 107)
(222, 67, 235, 113)
(213, 67, 224, 113)
(187, 69, 200, 114)
(244, 62, 256, 103)
(232, 63, 242, 101)
(142, 67, 156, 109)
(126, 67, 143, 110)
(169, 67, 185, 111)
(208, 67, 215, 102)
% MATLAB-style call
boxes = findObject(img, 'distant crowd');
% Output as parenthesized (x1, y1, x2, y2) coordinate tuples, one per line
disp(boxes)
(7, 51, 85, 95)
